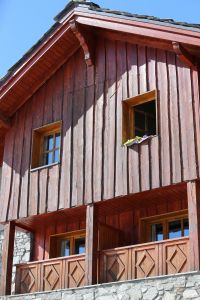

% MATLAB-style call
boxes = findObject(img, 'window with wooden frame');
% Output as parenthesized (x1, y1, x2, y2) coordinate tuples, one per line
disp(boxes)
(49, 230, 86, 259)
(31, 121, 61, 169)
(122, 90, 157, 144)
(140, 210, 189, 243)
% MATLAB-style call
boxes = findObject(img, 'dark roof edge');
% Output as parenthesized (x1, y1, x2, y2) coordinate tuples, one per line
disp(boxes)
(54, 1, 100, 22)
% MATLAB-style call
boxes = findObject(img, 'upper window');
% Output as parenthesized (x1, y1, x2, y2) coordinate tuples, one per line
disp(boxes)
(31, 121, 61, 169)
(122, 90, 157, 145)
(49, 230, 86, 258)
(141, 210, 189, 243)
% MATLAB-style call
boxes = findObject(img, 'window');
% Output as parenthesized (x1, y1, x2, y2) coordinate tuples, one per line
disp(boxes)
(141, 210, 189, 243)
(122, 90, 157, 144)
(31, 121, 61, 169)
(49, 230, 86, 258)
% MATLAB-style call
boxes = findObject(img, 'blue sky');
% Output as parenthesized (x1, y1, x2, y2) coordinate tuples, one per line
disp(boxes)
(0, 0, 200, 79)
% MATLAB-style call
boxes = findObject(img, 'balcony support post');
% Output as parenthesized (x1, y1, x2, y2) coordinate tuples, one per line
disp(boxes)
(85, 204, 98, 285)
(187, 180, 200, 271)
(0, 221, 15, 295)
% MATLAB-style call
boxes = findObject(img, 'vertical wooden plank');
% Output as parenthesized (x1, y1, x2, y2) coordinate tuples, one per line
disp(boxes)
(157, 49, 171, 186)
(60, 58, 74, 209)
(187, 181, 200, 271)
(103, 39, 116, 200)
(71, 50, 86, 207)
(85, 204, 98, 285)
(84, 65, 95, 204)
(47, 68, 63, 212)
(29, 88, 45, 216)
(8, 107, 26, 220)
(115, 41, 128, 196)
(0, 222, 15, 296)
(192, 67, 200, 177)
(44, 222, 56, 260)
(93, 38, 105, 202)
(47, 165, 60, 212)
(38, 79, 53, 214)
(147, 47, 160, 189)
(0, 117, 16, 222)
(127, 44, 140, 193)
(19, 97, 34, 218)
(138, 46, 150, 191)
(167, 52, 182, 184)
(33, 226, 45, 261)
(177, 61, 197, 181)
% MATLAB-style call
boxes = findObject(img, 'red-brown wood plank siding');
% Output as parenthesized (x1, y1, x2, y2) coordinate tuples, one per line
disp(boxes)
(0, 40, 199, 222)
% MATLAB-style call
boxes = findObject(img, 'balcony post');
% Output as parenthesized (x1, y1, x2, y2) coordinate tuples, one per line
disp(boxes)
(85, 204, 98, 285)
(0, 221, 15, 295)
(187, 181, 200, 271)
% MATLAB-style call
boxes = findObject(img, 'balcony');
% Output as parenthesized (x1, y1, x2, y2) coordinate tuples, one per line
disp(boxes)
(15, 254, 85, 294)
(15, 237, 189, 294)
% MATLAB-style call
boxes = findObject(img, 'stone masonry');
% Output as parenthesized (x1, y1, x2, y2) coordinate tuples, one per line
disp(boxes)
(1, 272, 200, 300)
(0, 228, 31, 293)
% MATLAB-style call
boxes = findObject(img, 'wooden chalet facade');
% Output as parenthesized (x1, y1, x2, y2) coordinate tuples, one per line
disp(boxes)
(0, 0, 200, 296)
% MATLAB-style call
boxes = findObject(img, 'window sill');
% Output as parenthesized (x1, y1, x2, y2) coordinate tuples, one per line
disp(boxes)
(122, 135, 157, 147)
(30, 162, 60, 172)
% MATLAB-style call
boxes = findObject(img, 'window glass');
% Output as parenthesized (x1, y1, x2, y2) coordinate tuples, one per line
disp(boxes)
(151, 223, 163, 241)
(183, 219, 189, 236)
(61, 239, 70, 257)
(47, 135, 54, 151)
(134, 101, 156, 137)
(54, 149, 60, 163)
(74, 237, 85, 254)
(168, 220, 182, 239)
(55, 133, 61, 148)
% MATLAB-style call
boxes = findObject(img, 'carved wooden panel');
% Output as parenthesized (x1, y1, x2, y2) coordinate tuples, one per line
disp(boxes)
(66, 257, 85, 288)
(100, 249, 128, 283)
(100, 237, 189, 283)
(41, 261, 62, 291)
(15, 264, 38, 294)
(163, 240, 188, 274)
(132, 244, 158, 279)
(15, 255, 86, 294)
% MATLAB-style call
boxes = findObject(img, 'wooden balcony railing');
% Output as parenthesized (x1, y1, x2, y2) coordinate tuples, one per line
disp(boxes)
(15, 254, 85, 294)
(99, 237, 189, 283)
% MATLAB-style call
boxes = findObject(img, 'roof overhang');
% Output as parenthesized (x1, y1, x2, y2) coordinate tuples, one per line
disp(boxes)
(0, 3, 200, 120)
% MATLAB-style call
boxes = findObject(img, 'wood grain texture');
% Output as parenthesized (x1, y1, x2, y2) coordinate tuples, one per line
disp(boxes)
(0, 39, 199, 222)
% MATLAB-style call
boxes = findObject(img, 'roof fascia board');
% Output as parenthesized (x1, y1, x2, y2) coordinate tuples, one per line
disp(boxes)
(0, 17, 74, 100)
(73, 11, 200, 48)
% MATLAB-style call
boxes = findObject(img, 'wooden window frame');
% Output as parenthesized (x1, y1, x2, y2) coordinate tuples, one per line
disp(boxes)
(31, 121, 62, 170)
(49, 229, 86, 259)
(122, 90, 157, 144)
(140, 209, 188, 243)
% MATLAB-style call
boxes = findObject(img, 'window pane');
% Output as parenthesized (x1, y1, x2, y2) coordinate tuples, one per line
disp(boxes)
(134, 101, 156, 137)
(151, 224, 163, 241)
(168, 220, 182, 239)
(74, 237, 85, 255)
(45, 135, 54, 151)
(55, 133, 61, 148)
(45, 151, 53, 165)
(183, 219, 189, 237)
(61, 239, 70, 257)
(54, 149, 60, 163)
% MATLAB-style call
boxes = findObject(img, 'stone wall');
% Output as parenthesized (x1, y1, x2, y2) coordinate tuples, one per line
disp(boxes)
(0, 228, 31, 293)
(0, 272, 200, 300)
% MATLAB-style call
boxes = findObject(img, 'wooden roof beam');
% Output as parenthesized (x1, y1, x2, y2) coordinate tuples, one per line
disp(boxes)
(0, 112, 11, 130)
(69, 20, 95, 67)
(172, 41, 197, 68)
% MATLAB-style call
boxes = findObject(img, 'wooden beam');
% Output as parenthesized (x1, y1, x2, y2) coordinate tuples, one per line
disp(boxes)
(172, 42, 197, 67)
(187, 181, 200, 271)
(69, 20, 95, 66)
(0, 222, 15, 295)
(85, 204, 98, 285)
